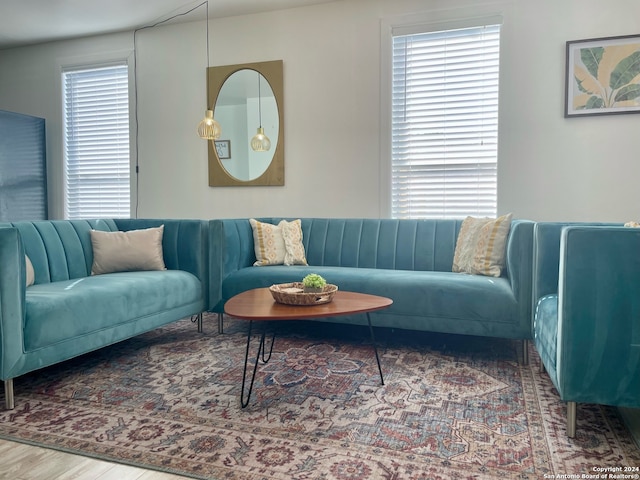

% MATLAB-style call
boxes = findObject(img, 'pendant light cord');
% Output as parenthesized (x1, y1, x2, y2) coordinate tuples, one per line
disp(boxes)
(257, 73, 262, 128)
(205, 1, 210, 109)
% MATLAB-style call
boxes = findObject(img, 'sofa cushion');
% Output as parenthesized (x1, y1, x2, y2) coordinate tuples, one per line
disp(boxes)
(90, 225, 166, 275)
(222, 265, 518, 324)
(534, 294, 559, 378)
(24, 271, 201, 351)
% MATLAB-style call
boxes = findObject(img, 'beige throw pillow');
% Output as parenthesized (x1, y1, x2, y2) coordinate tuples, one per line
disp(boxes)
(90, 225, 166, 275)
(281, 219, 307, 266)
(25, 255, 35, 287)
(250, 219, 286, 266)
(452, 213, 513, 277)
(250, 219, 308, 266)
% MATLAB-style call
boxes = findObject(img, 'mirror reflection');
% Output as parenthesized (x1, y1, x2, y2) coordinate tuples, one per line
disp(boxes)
(208, 60, 284, 187)
(214, 70, 279, 181)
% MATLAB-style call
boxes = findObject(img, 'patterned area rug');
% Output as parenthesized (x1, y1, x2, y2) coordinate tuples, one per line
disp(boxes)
(0, 314, 638, 479)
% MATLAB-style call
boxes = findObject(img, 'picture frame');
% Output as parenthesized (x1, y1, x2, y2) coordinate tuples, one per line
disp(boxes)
(565, 34, 640, 117)
(214, 140, 231, 159)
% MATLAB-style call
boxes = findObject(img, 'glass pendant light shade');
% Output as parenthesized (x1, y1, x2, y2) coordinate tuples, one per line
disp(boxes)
(250, 71, 270, 152)
(197, 109, 221, 140)
(251, 127, 271, 151)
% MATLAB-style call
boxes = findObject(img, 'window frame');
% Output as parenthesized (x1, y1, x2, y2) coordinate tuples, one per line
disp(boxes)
(61, 57, 134, 220)
(380, 12, 504, 219)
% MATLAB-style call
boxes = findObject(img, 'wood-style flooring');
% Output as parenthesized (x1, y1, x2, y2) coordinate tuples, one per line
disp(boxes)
(0, 438, 192, 480)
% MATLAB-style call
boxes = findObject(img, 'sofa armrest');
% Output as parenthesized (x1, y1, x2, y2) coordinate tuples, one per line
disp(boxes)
(0, 228, 27, 380)
(208, 219, 257, 312)
(533, 222, 621, 304)
(113, 219, 210, 310)
(556, 226, 640, 405)
(209, 220, 224, 312)
(532, 223, 566, 304)
(504, 220, 535, 337)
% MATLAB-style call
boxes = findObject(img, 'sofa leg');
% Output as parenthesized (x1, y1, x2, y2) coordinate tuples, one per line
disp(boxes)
(567, 401, 577, 438)
(197, 312, 203, 333)
(218, 313, 224, 334)
(4, 379, 14, 410)
(540, 360, 546, 374)
(521, 339, 529, 365)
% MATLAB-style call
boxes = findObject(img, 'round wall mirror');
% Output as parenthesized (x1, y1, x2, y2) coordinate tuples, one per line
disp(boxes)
(207, 60, 284, 187)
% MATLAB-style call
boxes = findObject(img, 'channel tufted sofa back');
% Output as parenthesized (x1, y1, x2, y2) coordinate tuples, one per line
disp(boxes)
(216, 218, 468, 274)
(0, 219, 118, 284)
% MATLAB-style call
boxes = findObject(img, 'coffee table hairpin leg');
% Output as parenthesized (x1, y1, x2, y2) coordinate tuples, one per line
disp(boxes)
(241, 320, 275, 408)
(367, 312, 385, 385)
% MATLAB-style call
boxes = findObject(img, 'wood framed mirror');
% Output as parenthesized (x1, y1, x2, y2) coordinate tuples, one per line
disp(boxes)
(207, 60, 284, 186)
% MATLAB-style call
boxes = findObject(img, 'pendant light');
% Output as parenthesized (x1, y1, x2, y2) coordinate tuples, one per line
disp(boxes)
(197, 1, 221, 140)
(250, 72, 271, 151)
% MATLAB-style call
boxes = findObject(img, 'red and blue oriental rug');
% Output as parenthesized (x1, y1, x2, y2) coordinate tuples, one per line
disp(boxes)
(0, 315, 637, 479)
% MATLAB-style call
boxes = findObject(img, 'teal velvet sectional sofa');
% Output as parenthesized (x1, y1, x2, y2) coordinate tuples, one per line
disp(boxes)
(209, 218, 535, 362)
(533, 222, 640, 437)
(0, 218, 209, 409)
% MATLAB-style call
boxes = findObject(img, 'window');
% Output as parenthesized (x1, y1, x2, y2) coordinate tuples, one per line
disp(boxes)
(391, 22, 501, 219)
(63, 63, 130, 219)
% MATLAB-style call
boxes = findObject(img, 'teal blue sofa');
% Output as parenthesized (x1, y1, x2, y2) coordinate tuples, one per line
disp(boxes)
(533, 222, 640, 437)
(0, 219, 209, 410)
(209, 218, 535, 361)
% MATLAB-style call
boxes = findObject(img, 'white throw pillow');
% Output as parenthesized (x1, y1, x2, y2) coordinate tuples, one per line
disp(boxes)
(452, 213, 513, 277)
(25, 255, 35, 287)
(90, 225, 166, 275)
(250, 218, 308, 266)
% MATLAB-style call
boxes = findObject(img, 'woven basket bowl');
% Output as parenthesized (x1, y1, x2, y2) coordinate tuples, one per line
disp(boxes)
(269, 282, 338, 306)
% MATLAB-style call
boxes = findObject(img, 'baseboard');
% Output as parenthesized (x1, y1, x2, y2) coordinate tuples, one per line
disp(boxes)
(618, 407, 640, 448)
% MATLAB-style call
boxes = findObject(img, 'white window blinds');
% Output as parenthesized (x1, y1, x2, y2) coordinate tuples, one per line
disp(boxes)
(63, 63, 130, 219)
(391, 23, 501, 219)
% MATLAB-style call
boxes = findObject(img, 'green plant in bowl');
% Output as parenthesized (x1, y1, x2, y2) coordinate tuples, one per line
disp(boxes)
(302, 273, 327, 293)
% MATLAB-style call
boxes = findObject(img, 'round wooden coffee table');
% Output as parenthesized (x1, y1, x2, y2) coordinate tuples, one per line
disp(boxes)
(224, 288, 393, 407)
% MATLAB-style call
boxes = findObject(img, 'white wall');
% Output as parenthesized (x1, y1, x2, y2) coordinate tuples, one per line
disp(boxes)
(1, 0, 639, 221)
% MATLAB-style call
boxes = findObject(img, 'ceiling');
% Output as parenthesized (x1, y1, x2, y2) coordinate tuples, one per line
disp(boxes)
(0, 0, 337, 50)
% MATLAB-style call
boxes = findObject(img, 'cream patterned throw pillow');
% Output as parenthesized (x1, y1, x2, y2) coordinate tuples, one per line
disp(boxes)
(90, 225, 166, 275)
(452, 213, 513, 277)
(250, 219, 287, 266)
(282, 219, 307, 266)
(250, 219, 308, 266)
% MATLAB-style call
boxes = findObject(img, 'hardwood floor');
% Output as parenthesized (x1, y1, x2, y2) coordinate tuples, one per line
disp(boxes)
(0, 439, 192, 480)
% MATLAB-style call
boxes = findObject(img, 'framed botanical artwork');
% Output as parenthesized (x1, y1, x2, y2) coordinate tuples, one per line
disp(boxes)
(565, 34, 640, 117)
(214, 140, 231, 159)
